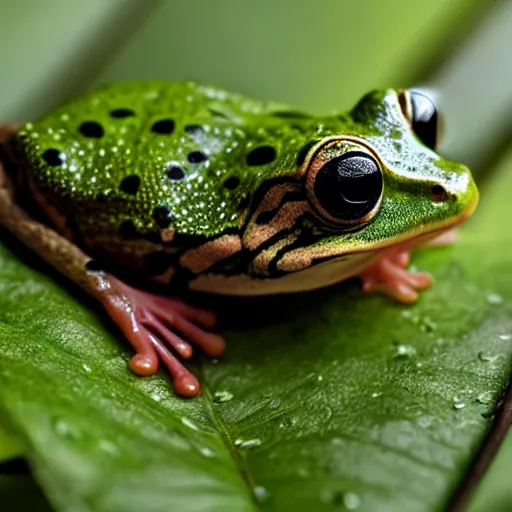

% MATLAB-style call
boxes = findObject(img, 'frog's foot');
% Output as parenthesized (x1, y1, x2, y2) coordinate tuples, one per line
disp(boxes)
(358, 249, 432, 303)
(95, 276, 224, 397)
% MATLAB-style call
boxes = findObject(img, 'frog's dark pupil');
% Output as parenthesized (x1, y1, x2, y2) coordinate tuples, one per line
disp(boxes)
(188, 151, 207, 163)
(151, 119, 175, 135)
(110, 108, 135, 118)
(119, 175, 141, 195)
(119, 219, 138, 238)
(313, 151, 382, 221)
(223, 177, 240, 190)
(246, 145, 277, 166)
(153, 205, 173, 229)
(409, 91, 438, 150)
(79, 121, 104, 138)
(167, 165, 185, 180)
(42, 148, 64, 166)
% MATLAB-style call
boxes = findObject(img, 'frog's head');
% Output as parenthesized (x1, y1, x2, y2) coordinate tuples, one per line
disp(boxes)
(244, 88, 478, 279)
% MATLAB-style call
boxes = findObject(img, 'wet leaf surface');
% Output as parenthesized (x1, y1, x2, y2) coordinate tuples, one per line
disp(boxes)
(0, 143, 511, 512)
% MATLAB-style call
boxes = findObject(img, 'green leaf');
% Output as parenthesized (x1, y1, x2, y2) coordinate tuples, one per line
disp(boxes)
(0, 155, 511, 512)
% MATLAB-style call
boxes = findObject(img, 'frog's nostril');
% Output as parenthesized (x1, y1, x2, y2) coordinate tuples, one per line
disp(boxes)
(432, 184, 450, 202)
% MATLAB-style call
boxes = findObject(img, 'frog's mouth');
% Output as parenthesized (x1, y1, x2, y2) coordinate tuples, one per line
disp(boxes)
(273, 191, 479, 275)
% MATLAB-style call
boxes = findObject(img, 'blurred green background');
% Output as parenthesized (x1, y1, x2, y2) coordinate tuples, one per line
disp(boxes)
(1, 0, 510, 510)
(0, 0, 483, 119)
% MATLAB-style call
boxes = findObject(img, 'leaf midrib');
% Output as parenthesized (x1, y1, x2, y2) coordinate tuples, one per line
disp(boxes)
(201, 375, 259, 509)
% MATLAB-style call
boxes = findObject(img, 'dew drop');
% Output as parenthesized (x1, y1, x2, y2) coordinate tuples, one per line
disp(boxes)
(54, 419, 80, 439)
(235, 438, 261, 449)
(479, 352, 501, 363)
(499, 334, 511, 341)
(181, 417, 200, 431)
(82, 363, 92, 373)
(199, 446, 216, 458)
(269, 398, 282, 410)
(253, 486, 268, 503)
(151, 391, 164, 402)
(453, 398, 466, 410)
(394, 344, 416, 358)
(488, 293, 504, 305)
(476, 392, 493, 405)
(213, 390, 234, 403)
(344, 492, 361, 510)
(99, 439, 118, 454)
(54, 419, 70, 437)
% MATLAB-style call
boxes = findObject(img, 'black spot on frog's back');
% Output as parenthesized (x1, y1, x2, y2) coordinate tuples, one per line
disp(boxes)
(119, 175, 141, 195)
(79, 121, 104, 138)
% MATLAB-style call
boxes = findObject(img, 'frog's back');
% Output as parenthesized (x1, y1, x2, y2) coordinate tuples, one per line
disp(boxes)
(14, 81, 323, 280)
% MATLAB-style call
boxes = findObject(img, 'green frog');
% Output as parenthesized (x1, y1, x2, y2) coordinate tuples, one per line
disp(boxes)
(0, 82, 478, 397)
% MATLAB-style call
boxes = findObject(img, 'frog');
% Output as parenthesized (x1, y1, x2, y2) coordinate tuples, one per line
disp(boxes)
(0, 82, 478, 397)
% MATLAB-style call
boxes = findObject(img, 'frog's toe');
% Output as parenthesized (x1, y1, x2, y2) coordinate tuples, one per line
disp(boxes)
(359, 250, 433, 304)
(148, 333, 201, 398)
(140, 309, 194, 359)
(133, 290, 225, 357)
(95, 277, 222, 397)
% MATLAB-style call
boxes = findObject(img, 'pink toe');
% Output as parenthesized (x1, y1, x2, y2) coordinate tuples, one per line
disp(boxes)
(174, 373, 201, 398)
(129, 354, 159, 376)
(408, 272, 433, 289)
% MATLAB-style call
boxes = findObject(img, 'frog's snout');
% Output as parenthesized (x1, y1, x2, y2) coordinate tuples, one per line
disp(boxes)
(430, 167, 479, 219)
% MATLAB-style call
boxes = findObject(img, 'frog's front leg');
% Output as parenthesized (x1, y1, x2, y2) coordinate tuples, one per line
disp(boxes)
(358, 249, 432, 304)
(0, 141, 222, 397)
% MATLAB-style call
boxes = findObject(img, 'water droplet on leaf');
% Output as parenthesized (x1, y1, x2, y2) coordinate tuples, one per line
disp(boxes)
(213, 390, 234, 403)
(99, 439, 118, 454)
(488, 293, 503, 305)
(478, 352, 501, 363)
(453, 398, 466, 410)
(344, 492, 361, 510)
(181, 417, 200, 431)
(476, 392, 493, 405)
(199, 446, 216, 458)
(254, 486, 268, 502)
(235, 438, 261, 449)
(394, 344, 416, 358)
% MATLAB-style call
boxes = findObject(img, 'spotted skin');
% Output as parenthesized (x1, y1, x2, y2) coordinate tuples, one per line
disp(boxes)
(13, 82, 478, 294)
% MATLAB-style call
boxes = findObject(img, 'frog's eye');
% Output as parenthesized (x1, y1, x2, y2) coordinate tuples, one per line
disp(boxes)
(399, 90, 438, 150)
(306, 150, 383, 225)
